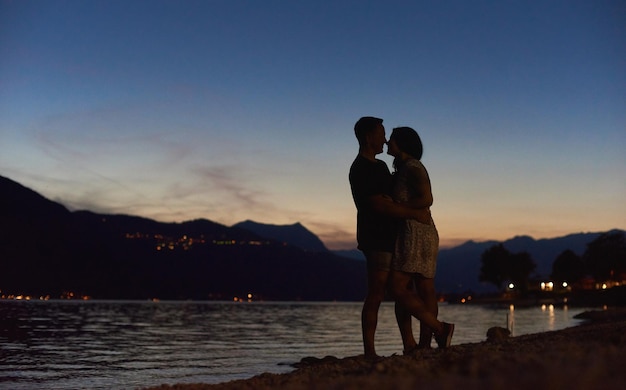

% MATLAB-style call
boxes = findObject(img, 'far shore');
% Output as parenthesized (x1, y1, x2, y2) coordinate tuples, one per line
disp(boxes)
(443, 284, 626, 308)
(144, 307, 626, 390)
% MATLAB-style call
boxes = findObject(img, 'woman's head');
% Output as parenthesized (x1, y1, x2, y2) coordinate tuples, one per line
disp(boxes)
(388, 126, 423, 160)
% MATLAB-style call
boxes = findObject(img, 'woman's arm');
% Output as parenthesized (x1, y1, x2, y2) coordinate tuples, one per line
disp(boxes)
(402, 162, 433, 223)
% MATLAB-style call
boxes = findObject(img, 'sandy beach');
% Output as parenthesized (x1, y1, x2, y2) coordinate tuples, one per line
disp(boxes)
(144, 308, 626, 390)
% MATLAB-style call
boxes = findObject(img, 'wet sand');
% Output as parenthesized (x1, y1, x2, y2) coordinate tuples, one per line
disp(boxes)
(143, 308, 626, 390)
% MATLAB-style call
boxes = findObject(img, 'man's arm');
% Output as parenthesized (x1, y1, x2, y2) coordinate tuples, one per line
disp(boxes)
(367, 194, 423, 220)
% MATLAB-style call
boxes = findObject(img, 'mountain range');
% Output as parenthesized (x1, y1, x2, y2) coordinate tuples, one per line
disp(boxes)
(1, 175, 622, 299)
(223, 218, 621, 294)
(1, 175, 365, 300)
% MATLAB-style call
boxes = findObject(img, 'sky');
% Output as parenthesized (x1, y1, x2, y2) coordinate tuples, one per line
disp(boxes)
(1, 0, 624, 249)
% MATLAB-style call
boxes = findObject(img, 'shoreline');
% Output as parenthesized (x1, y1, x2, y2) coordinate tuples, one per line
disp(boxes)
(144, 308, 626, 390)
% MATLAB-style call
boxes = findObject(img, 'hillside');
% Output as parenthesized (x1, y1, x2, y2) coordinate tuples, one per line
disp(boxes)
(0, 175, 366, 301)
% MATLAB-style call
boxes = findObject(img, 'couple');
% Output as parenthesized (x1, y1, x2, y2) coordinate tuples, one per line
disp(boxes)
(349, 116, 454, 359)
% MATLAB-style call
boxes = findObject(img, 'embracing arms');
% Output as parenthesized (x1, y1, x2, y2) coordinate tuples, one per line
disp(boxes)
(367, 194, 424, 220)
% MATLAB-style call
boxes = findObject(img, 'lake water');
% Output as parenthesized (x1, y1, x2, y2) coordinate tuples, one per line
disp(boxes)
(0, 300, 595, 390)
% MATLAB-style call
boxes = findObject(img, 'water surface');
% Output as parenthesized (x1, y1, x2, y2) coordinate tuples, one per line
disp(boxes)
(0, 300, 592, 389)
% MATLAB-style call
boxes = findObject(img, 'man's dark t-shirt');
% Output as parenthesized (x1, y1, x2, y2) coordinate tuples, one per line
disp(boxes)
(349, 154, 398, 252)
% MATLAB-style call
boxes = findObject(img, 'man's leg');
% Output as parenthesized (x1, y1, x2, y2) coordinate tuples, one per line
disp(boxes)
(362, 251, 391, 358)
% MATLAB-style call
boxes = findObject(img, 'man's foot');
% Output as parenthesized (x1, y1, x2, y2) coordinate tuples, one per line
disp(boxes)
(435, 322, 454, 349)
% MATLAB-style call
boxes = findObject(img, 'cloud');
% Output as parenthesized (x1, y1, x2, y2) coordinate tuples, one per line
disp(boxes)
(190, 164, 266, 206)
(305, 220, 356, 250)
(179, 164, 281, 223)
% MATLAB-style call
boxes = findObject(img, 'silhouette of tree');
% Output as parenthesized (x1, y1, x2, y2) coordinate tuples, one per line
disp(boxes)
(551, 249, 585, 284)
(509, 251, 536, 293)
(479, 244, 537, 292)
(479, 244, 511, 289)
(583, 231, 626, 282)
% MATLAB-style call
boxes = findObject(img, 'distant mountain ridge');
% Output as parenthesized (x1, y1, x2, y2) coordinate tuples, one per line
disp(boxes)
(0, 175, 366, 301)
(434, 231, 623, 294)
(240, 216, 623, 294)
(1, 174, 622, 299)
(245, 218, 621, 294)
(233, 220, 328, 252)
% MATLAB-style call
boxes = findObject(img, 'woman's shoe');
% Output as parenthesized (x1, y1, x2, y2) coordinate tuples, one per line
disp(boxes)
(435, 322, 454, 349)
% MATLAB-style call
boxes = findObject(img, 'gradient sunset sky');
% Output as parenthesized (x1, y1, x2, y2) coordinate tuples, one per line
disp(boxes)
(1, 0, 624, 249)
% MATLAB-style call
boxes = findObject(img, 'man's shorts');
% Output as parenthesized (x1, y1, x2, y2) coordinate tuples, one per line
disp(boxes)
(363, 250, 392, 272)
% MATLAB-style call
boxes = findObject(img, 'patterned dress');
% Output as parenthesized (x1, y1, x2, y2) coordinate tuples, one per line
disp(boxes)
(392, 158, 439, 278)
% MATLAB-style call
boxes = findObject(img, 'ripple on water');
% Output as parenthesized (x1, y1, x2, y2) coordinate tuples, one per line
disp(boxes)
(0, 300, 591, 389)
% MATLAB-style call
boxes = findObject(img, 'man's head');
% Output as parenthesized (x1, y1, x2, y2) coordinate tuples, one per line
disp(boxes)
(354, 116, 386, 154)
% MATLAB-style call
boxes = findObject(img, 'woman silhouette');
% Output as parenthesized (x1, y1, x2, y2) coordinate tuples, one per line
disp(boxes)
(386, 126, 453, 350)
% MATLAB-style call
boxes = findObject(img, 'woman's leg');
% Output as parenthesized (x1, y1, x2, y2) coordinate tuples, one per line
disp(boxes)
(389, 270, 442, 334)
(394, 276, 417, 352)
(415, 275, 438, 347)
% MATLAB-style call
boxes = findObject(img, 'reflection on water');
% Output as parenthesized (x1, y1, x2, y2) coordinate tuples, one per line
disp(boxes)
(0, 300, 593, 390)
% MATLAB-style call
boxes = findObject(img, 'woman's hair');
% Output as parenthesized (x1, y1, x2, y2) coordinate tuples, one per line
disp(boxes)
(390, 126, 423, 160)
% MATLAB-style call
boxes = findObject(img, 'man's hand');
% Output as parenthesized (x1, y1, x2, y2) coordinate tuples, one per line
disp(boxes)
(368, 194, 430, 223)
(411, 208, 432, 224)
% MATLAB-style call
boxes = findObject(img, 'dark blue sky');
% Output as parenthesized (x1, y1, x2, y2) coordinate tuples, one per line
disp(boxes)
(1, 0, 624, 248)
